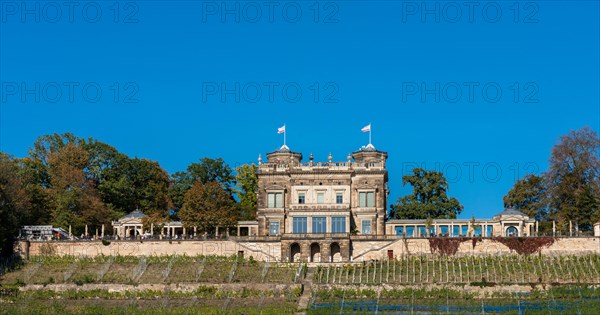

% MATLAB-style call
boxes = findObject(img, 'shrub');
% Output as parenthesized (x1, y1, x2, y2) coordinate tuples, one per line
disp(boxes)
(428, 238, 469, 256)
(493, 237, 555, 255)
(102, 240, 111, 246)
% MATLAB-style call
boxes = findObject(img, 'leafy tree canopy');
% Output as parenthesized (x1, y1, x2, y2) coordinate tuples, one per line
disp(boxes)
(179, 181, 238, 233)
(503, 174, 547, 220)
(390, 168, 463, 220)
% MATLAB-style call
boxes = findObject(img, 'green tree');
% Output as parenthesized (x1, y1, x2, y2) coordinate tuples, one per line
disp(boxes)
(503, 174, 548, 220)
(235, 164, 258, 220)
(545, 127, 600, 231)
(169, 171, 192, 212)
(187, 158, 235, 194)
(99, 157, 173, 222)
(46, 143, 112, 235)
(169, 158, 236, 212)
(390, 168, 463, 220)
(179, 181, 238, 233)
(0, 153, 32, 256)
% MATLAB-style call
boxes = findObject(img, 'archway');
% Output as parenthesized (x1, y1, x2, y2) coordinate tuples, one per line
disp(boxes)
(310, 243, 321, 262)
(330, 242, 341, 262)
(290, 243, 301, 262)
(505, 226, 518, 237)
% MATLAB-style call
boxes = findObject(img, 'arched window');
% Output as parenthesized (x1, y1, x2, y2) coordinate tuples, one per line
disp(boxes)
(505, 226, 518, 237)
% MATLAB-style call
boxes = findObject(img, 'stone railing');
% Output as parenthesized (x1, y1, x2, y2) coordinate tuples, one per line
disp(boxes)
(281, 233, 350, 240)
(258, 161, 385, 172)
(228, 235, 281, 242)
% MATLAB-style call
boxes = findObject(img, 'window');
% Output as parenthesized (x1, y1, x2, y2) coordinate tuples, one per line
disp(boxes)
(417, 225, 426, 237)
(506, 226, 518, 237)
(292, 217, 307, 234)
(269, 221, 279, 236)
(405, 226, 415, 237)
(298, 193, 305, 204)
(358, 192, 375, 207)
(452, 225, 460, 237)
(486, 225, 493, 237)
(439, 225, 449, 236)
(395, 226, 404, 236)
(312, 217, 326, 233)
(317, 192, 325, 204)
(474, 226, 482, 237)
(361, 220, 371, 234)
(331, 217, 346, 233)
(336, 193, 343, 204)
(267, 192, 283, 208)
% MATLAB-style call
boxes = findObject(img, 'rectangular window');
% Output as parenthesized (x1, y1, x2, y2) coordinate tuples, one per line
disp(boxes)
(317, 192, 325, 204)
(269, 221, 279, 236)
(292, 217, 307, 234)
(336, 193, 343, 204)
(359, 192, 375, 207)
(452, 225, 460, 237)
(486, 225, 493, 237)
(439, 225, 449, 236)
(298, 193, 305, 204)
(331, 217, 346, 233)
(474, 225, 482, 237)
(395, 226, 404, 236)
(267, 192, 283, 208)
(406, 226, 415, 237)
(417, 225, 426, 237)
(361, 220, 371, 234)
(367, 192, 375, 207)
(312, 216, 326, 234)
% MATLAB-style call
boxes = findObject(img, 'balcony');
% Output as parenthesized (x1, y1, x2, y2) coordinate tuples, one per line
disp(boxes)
(281, 233, 350, 240)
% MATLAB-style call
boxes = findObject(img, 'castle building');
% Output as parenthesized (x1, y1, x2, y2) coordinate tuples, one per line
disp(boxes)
(255, 144, 388, 262)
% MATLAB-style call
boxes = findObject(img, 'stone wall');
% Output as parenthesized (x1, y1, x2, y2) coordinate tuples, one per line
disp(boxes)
(22, 240, 282, 261)
(351, 237, 600, 261)
(20, 237, 600, 262)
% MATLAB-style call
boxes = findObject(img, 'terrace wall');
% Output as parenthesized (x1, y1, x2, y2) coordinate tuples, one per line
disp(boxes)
(19, 237, 600, 262)
(351, 237, 600, 261)
(21, 240, 282, 261)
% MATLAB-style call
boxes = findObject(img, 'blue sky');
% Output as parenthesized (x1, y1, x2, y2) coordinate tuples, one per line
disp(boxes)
(1, 1, 599, 219)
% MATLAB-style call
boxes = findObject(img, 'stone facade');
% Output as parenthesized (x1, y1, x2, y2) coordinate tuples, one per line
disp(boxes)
(254, 144, 388, 262)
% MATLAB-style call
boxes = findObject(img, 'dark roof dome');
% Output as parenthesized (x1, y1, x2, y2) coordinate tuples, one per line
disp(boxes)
(122, 209, 146, 219)
(496, 208, 527, 217)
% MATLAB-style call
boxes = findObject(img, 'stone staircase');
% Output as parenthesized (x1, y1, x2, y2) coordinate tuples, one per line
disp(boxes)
(295, 267, 315, 315)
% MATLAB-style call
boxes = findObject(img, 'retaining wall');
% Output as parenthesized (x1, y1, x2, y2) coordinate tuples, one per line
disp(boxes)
(19, 237, 600, 262)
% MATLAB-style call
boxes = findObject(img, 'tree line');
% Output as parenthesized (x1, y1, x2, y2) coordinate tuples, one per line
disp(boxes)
(0, 133, 258, 256)
(1, 127, 598, 256)
(390, 127, 600, 235)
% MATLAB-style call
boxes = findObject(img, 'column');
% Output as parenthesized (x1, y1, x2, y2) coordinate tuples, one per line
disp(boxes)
(194, 226, 197, 237)
(237, 226, 240, 236)
(307, 217, 312, 234)
(345, 216, 350, 234)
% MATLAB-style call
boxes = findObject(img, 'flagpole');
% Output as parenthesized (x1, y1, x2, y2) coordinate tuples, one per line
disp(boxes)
(369, 122, 372, 145)
(284, 124, 286, 146)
